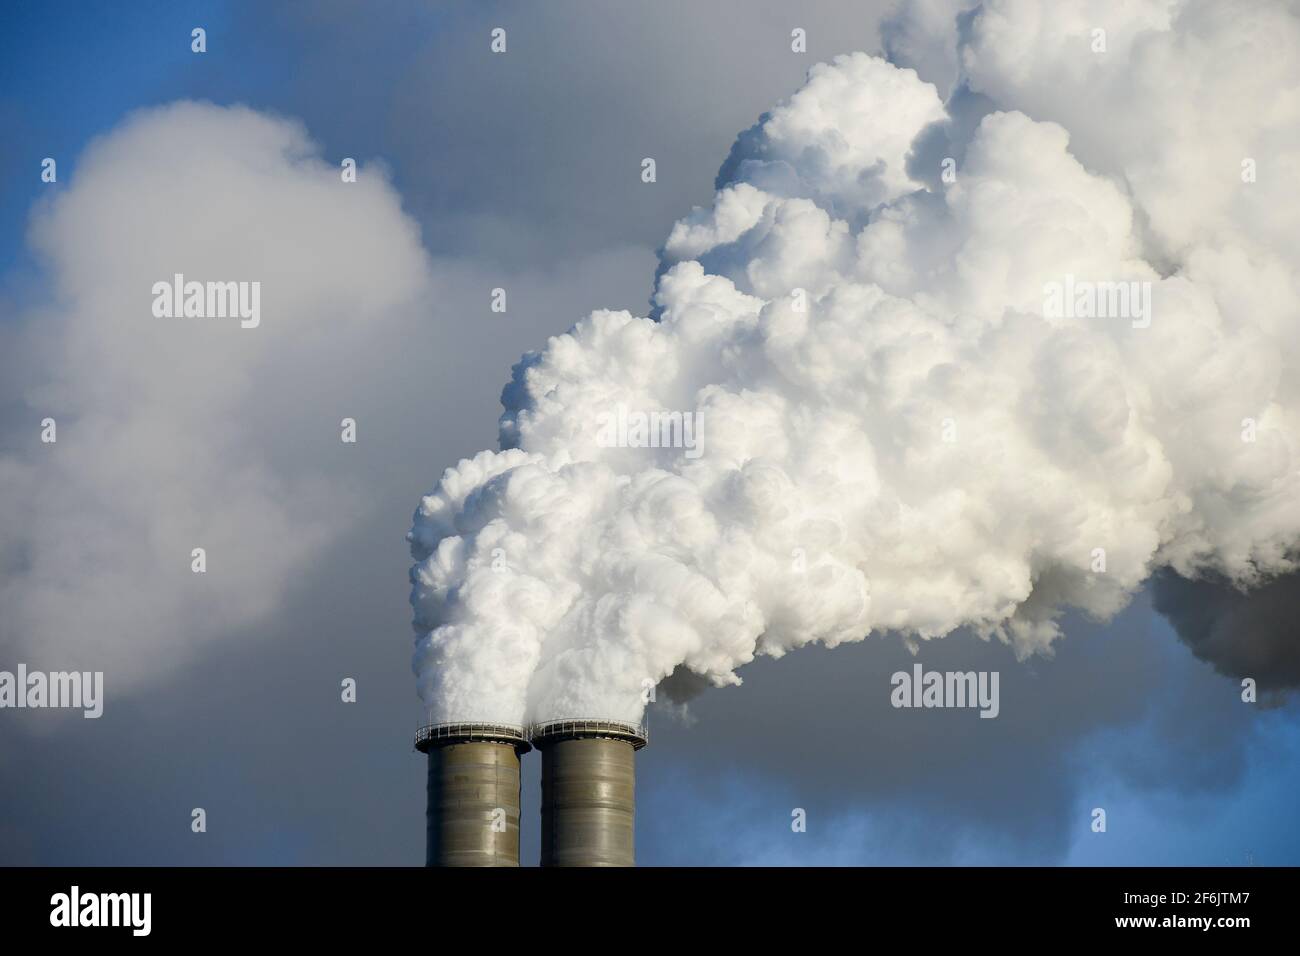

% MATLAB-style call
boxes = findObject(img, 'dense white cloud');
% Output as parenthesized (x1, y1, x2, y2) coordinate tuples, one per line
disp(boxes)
(410, 3, 1300, 725)
(957, 0, 1300, 260)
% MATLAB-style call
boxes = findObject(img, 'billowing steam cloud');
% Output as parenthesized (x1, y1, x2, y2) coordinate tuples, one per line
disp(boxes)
(410, 0, 1300, 725)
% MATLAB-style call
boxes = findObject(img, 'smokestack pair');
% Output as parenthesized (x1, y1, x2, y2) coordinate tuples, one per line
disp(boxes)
(415, 719, 647, 866)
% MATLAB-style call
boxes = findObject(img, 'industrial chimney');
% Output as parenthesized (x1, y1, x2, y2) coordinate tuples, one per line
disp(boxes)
(415, 722, 531, 867)
(531, 719, 648, 867)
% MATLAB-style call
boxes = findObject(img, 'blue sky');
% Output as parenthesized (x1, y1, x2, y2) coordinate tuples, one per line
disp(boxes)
(1, 1, 1296, 866)
(2, 2, 231, 270)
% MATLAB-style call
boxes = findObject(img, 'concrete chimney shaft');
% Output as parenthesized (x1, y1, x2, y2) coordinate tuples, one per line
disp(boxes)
(532, 720, 648, 867)
(415, 723, 530, 867)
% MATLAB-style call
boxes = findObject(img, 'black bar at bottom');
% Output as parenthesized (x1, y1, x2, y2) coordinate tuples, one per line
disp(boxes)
(0, 866, 1287, 942)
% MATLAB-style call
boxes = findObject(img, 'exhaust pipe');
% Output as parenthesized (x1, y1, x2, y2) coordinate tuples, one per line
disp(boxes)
(531, 719, 648, 867)
(415, 722, 530, 867)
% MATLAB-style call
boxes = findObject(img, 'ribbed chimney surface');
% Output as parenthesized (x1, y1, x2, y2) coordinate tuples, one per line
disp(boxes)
(532, 719, 648, 867)
(415, 722, 530, 867)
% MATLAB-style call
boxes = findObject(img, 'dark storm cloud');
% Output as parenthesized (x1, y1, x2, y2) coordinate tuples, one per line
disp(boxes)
(1152, 568, 1300, 693)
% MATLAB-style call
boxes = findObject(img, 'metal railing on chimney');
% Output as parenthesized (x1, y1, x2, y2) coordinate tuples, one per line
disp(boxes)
(413, 717, 649, 751)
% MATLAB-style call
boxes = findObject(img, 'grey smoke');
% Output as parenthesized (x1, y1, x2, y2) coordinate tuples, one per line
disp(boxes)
(1153, 568, 1300, 693)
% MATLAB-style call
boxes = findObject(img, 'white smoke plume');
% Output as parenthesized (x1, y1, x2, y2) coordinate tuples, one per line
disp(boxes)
(1, 102, 432, 688)
(409, 0, 1300, 726)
